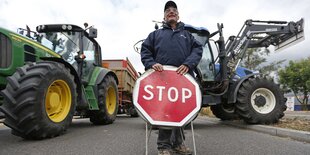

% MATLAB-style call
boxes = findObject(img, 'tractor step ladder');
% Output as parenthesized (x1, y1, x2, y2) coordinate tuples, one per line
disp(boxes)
(145, 121, 197, 155)
(84, 86, 99, 110)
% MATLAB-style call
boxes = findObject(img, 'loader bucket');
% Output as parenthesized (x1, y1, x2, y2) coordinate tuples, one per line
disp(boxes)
(275, 18, 305, 51)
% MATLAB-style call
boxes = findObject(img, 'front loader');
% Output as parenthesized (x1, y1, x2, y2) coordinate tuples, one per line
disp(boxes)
(193, 18, 304, 124)
(0, 24, 119, 139)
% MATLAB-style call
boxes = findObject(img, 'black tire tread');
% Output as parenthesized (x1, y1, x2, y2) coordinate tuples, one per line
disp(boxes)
(90, 75, 118, 125)
(0, 61, 76, 139)
(235, 75, 287, 124)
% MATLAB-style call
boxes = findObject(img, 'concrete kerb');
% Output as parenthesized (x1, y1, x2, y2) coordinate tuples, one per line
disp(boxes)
(204, 117, 310, 143)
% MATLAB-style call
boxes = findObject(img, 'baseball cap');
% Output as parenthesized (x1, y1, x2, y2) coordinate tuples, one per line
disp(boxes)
(164, 1, 177, 12)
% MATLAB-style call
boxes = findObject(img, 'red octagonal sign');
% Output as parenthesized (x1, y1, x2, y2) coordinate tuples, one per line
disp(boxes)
(133, 66, 201, 127)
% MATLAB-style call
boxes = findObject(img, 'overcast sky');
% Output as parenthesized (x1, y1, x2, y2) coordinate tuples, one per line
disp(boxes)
(0, 0, 309, 73)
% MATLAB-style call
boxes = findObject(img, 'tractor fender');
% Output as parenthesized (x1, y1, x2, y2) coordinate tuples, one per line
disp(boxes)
(90, 68, 118, 106)
(94, 68, 119, 85)
(91, 67, 118, 95)
(227, 73, 261, 104)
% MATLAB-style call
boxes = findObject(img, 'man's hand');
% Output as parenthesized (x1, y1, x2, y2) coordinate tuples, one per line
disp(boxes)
(152, 63, 163, 72)
(176, 64, 189, 75)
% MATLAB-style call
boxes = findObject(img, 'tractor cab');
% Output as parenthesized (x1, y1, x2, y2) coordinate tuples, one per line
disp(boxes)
(35, 24, 101, 82)
(184, 24, 216, 82)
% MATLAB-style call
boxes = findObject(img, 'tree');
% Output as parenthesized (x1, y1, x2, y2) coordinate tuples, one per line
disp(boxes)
(259, 59, 286, 75)
(240, 48, 285, 75)
(278, 57, 310, 110)
(241, 48, 269, 70)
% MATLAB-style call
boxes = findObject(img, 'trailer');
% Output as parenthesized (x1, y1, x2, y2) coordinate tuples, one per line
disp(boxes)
(102, 58, 139, 117)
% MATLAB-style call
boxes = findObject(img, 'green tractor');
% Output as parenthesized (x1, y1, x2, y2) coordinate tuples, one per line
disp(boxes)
(0, 24, 119, 139)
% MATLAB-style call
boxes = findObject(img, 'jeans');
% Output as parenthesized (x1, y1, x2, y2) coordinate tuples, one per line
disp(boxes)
(157, 127, 185, 150)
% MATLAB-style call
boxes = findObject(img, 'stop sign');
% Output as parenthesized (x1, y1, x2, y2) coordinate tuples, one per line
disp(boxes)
(133, 65, 201, 127)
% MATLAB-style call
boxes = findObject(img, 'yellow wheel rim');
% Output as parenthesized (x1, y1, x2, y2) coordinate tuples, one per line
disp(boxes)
(45, 80, 72, 123)
(106, 86, 117, 115)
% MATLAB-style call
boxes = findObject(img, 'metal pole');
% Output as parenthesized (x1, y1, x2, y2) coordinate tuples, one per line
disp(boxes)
(145, 123, 153, 155)
(145, 122, 148, 155)
(179, 127, 185, 145)
(191, 121, 197, 155)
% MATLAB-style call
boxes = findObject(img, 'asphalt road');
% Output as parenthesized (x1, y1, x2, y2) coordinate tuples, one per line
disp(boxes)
(0, 115, 309, 155)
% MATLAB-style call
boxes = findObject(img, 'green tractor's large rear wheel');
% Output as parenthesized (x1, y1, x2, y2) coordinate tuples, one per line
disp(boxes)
(90, 75, 118, 125)
(0, 61, 76, 139)
(235, 76, 287, 124)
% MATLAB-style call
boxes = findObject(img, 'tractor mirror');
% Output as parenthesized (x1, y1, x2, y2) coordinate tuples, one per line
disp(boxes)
(88, 27, 97, 38)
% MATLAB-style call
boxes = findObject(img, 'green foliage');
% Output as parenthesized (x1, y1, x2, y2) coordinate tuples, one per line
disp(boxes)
(278, 57, 310, 110)
(241, 48, 269, 70)
(259, 59, 286, 74)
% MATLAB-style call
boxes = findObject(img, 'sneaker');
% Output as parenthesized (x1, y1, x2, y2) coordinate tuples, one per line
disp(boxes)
(158, 149, 173, 155)
(172, 145, 192, 155)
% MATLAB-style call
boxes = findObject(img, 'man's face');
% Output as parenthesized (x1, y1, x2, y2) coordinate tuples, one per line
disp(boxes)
(164, 7, 179, 24)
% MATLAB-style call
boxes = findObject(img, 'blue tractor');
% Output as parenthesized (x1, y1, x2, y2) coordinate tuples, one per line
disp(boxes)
(184, 19, 304, 124)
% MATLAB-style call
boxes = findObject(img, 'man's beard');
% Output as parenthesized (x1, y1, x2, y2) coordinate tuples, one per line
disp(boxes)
(165, 19, 178, 25)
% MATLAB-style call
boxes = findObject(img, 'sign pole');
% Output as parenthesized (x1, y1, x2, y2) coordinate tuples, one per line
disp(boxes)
(133, 65, 202, 154)
(145, 122, 148, 155)
(145, 122, 153, 155)
(191, 121, 197, 155)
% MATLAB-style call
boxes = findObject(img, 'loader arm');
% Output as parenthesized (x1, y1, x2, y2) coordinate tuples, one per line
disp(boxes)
(225, 18, 304, 73)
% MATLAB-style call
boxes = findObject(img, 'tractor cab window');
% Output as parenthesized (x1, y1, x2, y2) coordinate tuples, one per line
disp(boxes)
(82, 36, 96, 82)
(40, 31, 81, 64)
(191, 33, 215, 82)
(197, 44, 215, 81)
(191, 33, 208, 45)
(83, 37, 95, 61)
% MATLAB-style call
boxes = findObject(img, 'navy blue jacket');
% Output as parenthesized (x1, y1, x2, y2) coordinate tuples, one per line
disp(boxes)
(141, 22, 203, 76)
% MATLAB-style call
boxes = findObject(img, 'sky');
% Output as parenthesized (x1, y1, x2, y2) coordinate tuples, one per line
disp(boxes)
(0, 0, 309, 73)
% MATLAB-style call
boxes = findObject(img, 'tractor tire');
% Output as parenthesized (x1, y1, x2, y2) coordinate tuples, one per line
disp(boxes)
(235, 76, 287, 124)
(90, 75, 118, 125)
(0, 61, 77, 139)
(210, 103, 239, 121)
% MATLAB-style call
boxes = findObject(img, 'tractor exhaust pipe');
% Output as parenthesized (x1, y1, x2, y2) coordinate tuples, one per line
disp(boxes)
(206, 23, 229, 95)
(217, 23, 229, 91)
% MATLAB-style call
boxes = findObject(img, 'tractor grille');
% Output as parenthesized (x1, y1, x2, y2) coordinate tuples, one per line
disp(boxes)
(0, 33, 12, 68)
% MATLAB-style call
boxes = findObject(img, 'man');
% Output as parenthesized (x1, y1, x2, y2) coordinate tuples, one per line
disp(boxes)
(140, 1, 203, 155)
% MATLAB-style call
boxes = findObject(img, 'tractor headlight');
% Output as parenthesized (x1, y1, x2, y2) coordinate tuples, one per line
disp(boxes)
(67, 25, 72, 30)
(62, 25, 67, 30)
